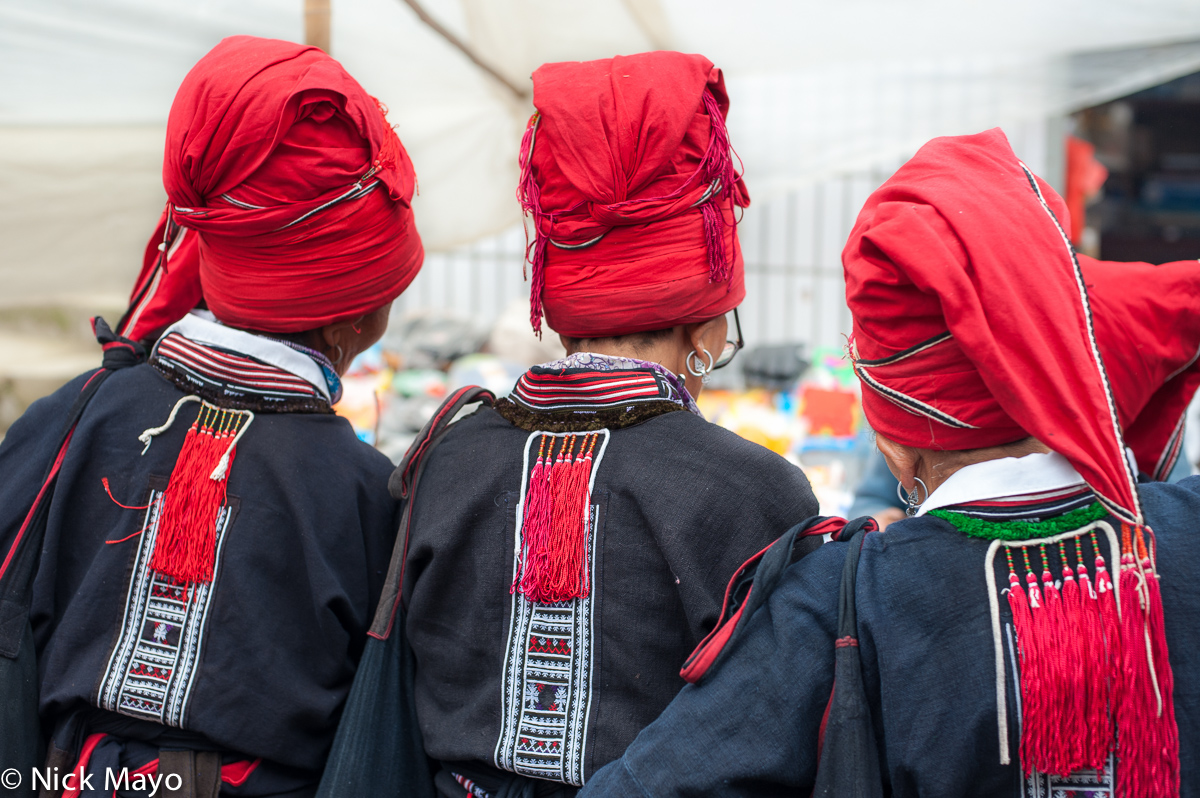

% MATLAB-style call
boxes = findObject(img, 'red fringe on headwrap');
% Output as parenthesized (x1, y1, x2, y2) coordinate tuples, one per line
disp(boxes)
(513, 433, 598, 603)
(700, 89, 736, 285)
(371, 98, 400, 173)
(521, 87, 741, 335)
(517, 114, 549, 337)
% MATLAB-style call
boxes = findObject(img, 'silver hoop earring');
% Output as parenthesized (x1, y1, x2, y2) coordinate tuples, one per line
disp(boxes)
(686, 348, 715, 378)
(896, 476, 928, 517)
(331, 344, 345, 367)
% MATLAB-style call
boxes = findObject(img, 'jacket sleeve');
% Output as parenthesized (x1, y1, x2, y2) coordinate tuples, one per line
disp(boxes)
(0, 372, 91, 588)
(649, 421, 821, 642)
(580, 541, 845, 797)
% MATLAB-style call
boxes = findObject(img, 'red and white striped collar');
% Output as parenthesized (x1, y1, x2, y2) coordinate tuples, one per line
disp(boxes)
(156, 312, 332, 401)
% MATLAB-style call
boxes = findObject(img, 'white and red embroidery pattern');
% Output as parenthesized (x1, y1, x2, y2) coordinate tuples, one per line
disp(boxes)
(494, 430, 609, 785)
(97, 488, 233, 726)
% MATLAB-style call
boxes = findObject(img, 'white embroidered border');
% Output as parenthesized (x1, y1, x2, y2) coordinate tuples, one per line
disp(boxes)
(97, 490, 233, 726)
(494, 429, 610, 785)
(1018, 161, 1141, 525)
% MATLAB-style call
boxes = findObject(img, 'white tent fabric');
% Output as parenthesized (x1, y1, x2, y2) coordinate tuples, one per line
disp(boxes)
(3, 0, 1200, 306)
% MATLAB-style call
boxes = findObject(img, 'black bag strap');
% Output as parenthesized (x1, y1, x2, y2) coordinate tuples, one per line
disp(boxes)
(369, 385, 496, 640)
(811, 524, 885, 798)
(0, 317, 145, 658)
(681, 515, 878, 684)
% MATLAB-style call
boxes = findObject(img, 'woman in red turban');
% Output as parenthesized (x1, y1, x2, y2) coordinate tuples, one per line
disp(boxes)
(579, 129, 1200, 798)
(0, 36, 421, 794)
(388, 51, 818, 797)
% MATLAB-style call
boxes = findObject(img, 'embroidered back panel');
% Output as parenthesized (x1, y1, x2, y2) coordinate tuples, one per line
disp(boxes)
(96, 486, 235, 726)
(1022, 755, 1114, 797)
(494, 430, 610, 785)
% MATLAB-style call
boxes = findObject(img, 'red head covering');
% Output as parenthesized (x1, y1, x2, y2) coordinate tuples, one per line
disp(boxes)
(844, 128, 1200, 525)
(119, 36, 423, 341)
(520, 51, 749, 337)
(845, 129, 1194, 791)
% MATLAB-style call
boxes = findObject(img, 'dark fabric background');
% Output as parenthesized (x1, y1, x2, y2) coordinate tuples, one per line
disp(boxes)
(402, 406, 818, 782)
(580, 477, 1200, 797)
(0, 364, 399, 771)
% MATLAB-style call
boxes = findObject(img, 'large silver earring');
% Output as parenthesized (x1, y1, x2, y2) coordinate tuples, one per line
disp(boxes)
(332, 344, 345, 367)
(896, 477, 928, 517)
(686, 348, 715, 378)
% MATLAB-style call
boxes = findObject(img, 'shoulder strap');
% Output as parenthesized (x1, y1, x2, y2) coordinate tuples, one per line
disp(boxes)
(680, 515, 878, 684)
(0, 317, 144, 658)
(369, 386, 496, 640)
(812, 524, 886, 797)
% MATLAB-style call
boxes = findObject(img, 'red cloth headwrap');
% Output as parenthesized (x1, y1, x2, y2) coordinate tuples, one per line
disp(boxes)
(846, 130, 1195, 792)
(520, 51, 749, 337)
(119, 36, 422, 340)
(844, 128, 1200, 525)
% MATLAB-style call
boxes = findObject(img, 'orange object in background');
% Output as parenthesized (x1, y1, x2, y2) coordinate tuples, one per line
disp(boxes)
(1066, 135, 1109, 245)
(800, 386, 857, 438)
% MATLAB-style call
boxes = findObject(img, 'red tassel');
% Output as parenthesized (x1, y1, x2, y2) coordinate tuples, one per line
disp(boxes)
(1075, 535, 1111, 771)
(149, 405, 243, 584)
(1036, 552, 1074, 776)
(1114, 525, 1180, 798)
(1055, 547, 1087, 773)
(516, 434, 598, 604)
(1008, 549, 1045, 776)
(514, 436, 554, 595)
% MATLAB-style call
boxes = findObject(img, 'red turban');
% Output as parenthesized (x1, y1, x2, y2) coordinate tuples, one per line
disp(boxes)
(119, 36, 423, 340)
(520, 51, 749, 337)
(846, 129, 1196, 793)
(844, 128, 1200, 526)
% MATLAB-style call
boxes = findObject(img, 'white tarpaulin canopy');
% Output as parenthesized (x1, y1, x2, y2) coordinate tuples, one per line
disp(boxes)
(3, 0, 1200, 306)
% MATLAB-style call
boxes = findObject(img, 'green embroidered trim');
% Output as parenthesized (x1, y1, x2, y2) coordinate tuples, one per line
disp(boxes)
(928, 501, 1109, 541)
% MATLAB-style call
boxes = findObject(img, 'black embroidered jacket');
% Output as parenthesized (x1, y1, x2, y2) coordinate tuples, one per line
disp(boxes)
(0, 319, 398, 789)
(401, 360, 819, 790)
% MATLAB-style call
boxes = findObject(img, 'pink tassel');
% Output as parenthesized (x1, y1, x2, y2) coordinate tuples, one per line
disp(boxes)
(1114, 523, 1181, 798)
(1036, 557, 1073, 776)
(1056, 549, 1087, 772)
(1008, 549, 1045, 776)
(1117, 526, 1180, 797)
(1075, 538, 1111, 771)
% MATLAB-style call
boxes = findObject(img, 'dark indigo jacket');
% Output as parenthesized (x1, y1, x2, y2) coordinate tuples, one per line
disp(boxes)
(0, 364, 398, 773)
(402, 405, 819, 785)
(580, 478, 1200, 797)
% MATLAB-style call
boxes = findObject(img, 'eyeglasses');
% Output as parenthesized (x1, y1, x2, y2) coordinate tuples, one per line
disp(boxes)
(712, 308, 744, 370)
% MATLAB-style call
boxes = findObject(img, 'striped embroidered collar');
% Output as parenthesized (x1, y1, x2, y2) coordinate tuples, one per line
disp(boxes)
(154, 312, 334, 402)
(515, 352, 702, 416)
(916, 452, 1089, 517)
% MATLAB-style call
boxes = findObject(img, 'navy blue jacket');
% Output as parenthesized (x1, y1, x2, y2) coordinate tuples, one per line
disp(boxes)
(0, 364, 398, 772)
(580, 478, 1200, 797)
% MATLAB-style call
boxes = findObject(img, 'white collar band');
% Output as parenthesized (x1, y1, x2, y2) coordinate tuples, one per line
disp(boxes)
(916, 451, 1088, 516)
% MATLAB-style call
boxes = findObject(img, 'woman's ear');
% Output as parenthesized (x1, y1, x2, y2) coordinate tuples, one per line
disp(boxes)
(876, 434, 920, 492)
(685, 316, 727, 363)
